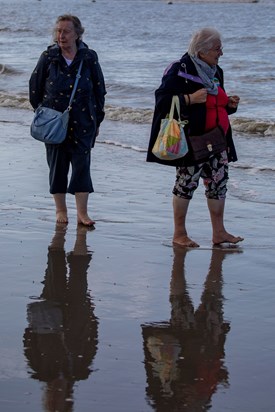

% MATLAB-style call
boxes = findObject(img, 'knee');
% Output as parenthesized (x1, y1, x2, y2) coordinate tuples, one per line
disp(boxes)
(205, 179, 227, 200)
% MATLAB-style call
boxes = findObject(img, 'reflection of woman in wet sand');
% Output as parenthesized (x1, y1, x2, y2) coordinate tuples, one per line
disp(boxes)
(23, 224, 98, 411)
(142, 248, 240, 411)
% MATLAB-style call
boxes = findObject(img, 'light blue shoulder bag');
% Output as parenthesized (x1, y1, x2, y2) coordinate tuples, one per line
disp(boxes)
(30, 60, 83, 144)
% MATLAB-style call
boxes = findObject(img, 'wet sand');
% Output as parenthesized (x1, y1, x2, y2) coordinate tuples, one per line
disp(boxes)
(0, 107, 275, 411)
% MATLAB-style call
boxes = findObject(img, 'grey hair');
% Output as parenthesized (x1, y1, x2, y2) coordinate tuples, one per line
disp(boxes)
(53, 14, 85, 43)
(188, 28, 222, 57)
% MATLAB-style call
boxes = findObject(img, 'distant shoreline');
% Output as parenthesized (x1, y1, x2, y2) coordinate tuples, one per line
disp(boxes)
(164, 0, 260, 3)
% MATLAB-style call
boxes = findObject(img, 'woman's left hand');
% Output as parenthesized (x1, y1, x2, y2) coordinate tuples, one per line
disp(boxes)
(228, 95, 240, 109)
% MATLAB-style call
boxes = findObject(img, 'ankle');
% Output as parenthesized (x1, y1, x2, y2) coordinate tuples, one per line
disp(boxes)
(173, 229, 188, 239)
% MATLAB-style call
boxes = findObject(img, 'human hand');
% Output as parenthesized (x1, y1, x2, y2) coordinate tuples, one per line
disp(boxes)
(228, 95, 240, 109)
(189, 88, 207, 104)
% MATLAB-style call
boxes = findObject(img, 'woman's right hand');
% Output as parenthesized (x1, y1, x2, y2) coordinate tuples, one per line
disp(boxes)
(190, 88, 207, 104)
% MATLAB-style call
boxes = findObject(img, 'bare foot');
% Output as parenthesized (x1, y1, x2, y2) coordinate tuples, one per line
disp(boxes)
(77, 224, 95, 235)
(213, 232, 244, 246)
(49, 224, 67, 250)
(77, 214, 95, 227)
(56, 210, 68, 224)
(173, 235, 200, 248)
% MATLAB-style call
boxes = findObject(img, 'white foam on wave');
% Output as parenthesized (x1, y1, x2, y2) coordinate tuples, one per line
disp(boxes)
(105, 105, 153, 124)
(0, 64, 21, 75)
(231, 117, 275, 136)
(0, 93, 274, 137)
(97, 139, 146, 153)
(0, 92, 30, 110)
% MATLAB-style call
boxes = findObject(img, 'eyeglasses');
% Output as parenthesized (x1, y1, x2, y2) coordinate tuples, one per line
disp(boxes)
(56, 28, 74, 35)
(211, 46, 223, 53)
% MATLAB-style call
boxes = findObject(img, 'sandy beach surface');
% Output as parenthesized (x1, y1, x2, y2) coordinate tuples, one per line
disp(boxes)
(0, 107, 274, 412)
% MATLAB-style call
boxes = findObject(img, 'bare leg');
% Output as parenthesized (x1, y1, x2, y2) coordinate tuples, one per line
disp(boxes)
(53, 193, 68, 223)
(72, 226, 89, 255)
(172, 195, 199, 247)
(75, 192, 95, 227)
(207, 198, 244, 245)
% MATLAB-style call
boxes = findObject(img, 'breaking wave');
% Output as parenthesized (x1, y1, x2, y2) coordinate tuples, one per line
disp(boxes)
(0, 64, 21, 75)
(0, 92, 274, 136)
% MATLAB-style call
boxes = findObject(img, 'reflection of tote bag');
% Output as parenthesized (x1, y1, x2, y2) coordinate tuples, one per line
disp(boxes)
(30, 60, 83, 144)
(27, 301, 63, 334)
(152, 95, 188, 161)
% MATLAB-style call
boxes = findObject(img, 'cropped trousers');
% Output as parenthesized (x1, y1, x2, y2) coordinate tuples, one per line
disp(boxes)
(46, 145, 94, 195)
(172, 151, 228, 200)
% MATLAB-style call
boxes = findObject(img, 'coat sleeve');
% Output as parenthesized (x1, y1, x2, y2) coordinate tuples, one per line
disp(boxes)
(155, 68, 190, 121)
(89, 51, 106, 126)
(29, 52, 50, 110)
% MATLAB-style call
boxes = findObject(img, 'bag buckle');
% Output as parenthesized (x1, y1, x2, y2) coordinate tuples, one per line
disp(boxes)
(207, 143, 213, 152)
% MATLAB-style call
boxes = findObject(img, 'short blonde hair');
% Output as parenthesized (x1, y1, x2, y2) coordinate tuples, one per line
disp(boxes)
(53, 14, 85, 43)
(188, 28, 222, 57)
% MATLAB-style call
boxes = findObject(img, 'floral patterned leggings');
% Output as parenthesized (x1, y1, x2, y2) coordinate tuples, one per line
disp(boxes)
(172, 151, 229, 200)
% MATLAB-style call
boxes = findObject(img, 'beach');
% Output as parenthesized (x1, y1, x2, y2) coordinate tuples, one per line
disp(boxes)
(0, 107, 275, 411)
(1, 0, 275, 410)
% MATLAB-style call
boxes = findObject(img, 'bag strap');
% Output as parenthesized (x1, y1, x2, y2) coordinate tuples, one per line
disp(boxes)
(169, 95, 182, 122)
(178, 70, 204, 85)
(169, 96, 180, 121)
(67, 60, 84, 110)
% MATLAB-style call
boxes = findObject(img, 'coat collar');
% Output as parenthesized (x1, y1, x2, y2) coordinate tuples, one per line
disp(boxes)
(46, 41, 89, 61)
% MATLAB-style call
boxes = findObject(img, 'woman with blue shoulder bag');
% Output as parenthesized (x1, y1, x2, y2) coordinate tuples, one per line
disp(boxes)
(29, 15, 106, 226)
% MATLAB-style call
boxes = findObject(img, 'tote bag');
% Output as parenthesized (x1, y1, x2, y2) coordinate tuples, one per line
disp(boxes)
(152, 95, 188, 161)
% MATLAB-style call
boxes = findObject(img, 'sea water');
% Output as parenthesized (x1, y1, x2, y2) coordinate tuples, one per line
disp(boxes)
(1, 2, 275, 411)
(0, 0, 275, 204)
